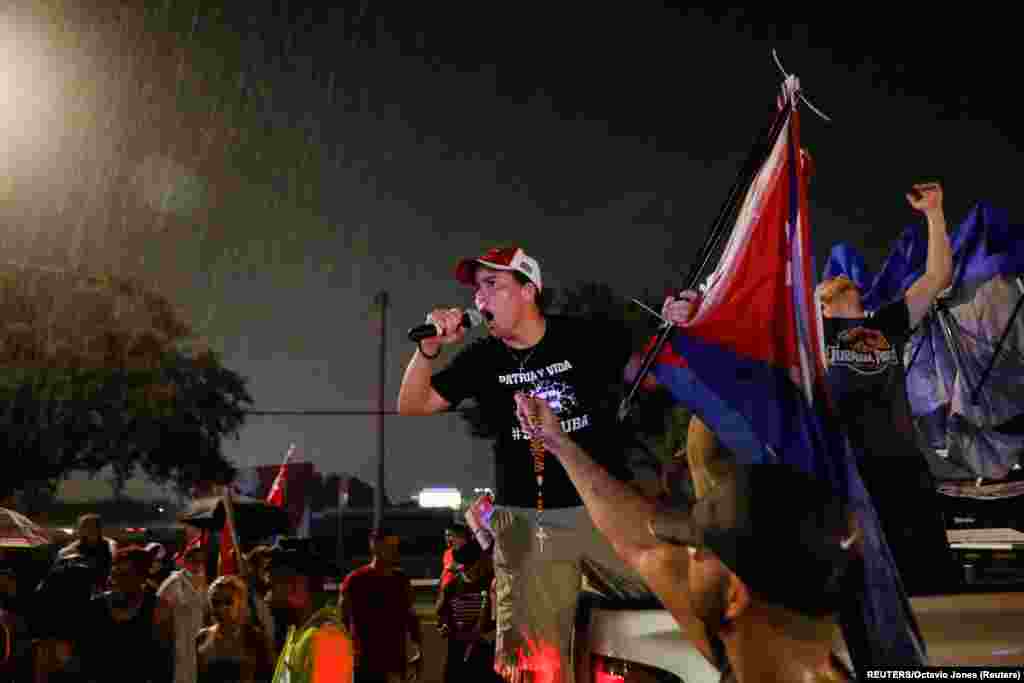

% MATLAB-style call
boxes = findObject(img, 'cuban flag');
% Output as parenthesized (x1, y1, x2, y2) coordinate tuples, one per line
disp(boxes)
(267, 444, 297, 508)
(651, 76, 926, 668)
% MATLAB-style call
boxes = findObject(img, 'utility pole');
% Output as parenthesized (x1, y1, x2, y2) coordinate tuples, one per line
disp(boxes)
(373, 291, 389, 533)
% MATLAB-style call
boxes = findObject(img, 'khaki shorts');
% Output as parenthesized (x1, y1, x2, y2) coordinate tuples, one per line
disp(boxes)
(488, 506, 653, 683)
(686, 416, 735, 500)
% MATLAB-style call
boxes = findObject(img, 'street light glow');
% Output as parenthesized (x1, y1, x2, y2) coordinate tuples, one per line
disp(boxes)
(0, 6, 68, 181)
(417, 488, 462, 509)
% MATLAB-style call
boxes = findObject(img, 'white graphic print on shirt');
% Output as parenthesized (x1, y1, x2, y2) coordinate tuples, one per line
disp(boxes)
(498, 360, 592, 441)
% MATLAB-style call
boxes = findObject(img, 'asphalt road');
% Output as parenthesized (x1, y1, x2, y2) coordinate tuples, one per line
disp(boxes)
(914, 591, 1024, 666)
(417, 624, 448, 683)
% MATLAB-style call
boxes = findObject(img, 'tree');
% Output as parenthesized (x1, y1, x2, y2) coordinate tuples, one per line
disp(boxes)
(457, 281, 684, 473)
(0, 263, 252, 499)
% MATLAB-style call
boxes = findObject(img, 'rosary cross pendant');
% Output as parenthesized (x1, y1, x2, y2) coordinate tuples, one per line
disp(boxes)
(535, 523, 550, 553)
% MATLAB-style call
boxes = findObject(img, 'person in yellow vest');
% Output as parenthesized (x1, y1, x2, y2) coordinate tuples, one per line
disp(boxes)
(269, 539, 354, 683)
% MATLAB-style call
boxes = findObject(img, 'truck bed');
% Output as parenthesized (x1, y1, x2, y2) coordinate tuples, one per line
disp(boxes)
(585, 590, 1024, 675)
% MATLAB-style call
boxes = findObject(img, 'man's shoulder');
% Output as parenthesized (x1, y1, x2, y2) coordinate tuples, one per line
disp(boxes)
(57, 540, 81, 557)
(156, 570, 189, 597)
(305, 606, 345, 629)
(435, 334, 503, 375)
(545, 314, 601, 334)
(342, 564, 375, 584)
(89, 591, 111, 606)
(865, 298, 910, 333)
(544, 315, 631, 352)
(344, 565, 411, 585)
(155, 572, 177, 596)
(461, 333, 504, 356)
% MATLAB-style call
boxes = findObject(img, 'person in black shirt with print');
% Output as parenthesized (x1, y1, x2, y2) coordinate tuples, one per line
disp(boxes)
(397, 246, 652, 682)
(813, 183, 961, 673)
(816, 182, 957, 596)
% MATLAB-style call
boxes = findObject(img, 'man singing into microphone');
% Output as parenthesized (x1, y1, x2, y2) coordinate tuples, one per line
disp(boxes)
(397, 246, 653, 682)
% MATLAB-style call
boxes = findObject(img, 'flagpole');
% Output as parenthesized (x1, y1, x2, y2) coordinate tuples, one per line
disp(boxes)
(267, 443, 296, 545)
(221, 484, 247, 577)
(336, 477, 346, 569)
(269, 443, 296, 500)
(969, 276, 1024, 404)
(374, 291, 389, 534)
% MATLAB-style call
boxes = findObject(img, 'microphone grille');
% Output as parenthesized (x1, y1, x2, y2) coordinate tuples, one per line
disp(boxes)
(465, 309, 485, 328)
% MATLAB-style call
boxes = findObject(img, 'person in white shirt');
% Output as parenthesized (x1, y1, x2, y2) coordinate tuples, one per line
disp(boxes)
(157, 544, 210, 683)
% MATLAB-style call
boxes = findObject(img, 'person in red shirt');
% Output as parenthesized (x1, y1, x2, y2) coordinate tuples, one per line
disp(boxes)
(440, 532, 454, 590)
(440, 524, 470, 590)
(339, 531, 423, 683)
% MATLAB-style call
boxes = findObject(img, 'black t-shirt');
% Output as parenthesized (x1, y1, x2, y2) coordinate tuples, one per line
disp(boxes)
(823, 300, 919, 459)
(431, 315, 634, 508)
(80, 591, 170, 682)
(59, 540, 113, 594)
(34, 558, 99, 638)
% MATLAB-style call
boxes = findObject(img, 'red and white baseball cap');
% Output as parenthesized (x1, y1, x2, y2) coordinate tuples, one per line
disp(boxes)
(455, 247, 543, 291)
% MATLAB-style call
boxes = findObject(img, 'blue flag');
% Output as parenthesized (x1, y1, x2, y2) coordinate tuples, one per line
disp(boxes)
(825, 203, 1024, 480)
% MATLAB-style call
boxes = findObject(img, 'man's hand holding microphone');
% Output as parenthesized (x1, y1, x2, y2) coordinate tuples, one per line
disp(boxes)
(407, 308, 485, 358)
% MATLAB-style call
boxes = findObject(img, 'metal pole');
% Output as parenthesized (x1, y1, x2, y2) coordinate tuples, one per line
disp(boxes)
(373, 291, 389, 533)
(245, 410, 401, 416)
(969, 277, 1024, 405)
(221, 485, 248, 578)
(336, 477, 347, 570)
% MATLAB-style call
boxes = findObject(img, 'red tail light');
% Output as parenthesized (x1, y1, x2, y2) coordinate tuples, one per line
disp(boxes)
(593, 654, 627, 682)
(592, 653, 683, 682)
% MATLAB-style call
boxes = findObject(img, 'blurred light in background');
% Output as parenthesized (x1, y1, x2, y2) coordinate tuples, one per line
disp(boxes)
(416, 487, 462, 509)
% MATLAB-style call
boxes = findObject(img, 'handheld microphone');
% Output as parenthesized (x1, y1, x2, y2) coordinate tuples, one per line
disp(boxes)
(407, 309, 485, 342)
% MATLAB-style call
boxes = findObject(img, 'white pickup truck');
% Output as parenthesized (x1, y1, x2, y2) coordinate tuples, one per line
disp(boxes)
(576, 530, 1024, 681)
(579, 594, 1024, 682)
(576, 592, 717, 682)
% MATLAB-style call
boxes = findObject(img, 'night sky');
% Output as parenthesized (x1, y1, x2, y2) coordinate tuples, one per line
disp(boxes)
(4, 2, 1019, 501)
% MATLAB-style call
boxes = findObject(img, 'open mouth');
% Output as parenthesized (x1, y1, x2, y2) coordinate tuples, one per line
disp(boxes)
(482, 310, 495, 323)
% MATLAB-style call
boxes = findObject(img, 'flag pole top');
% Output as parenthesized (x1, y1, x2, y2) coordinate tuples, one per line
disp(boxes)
(772, 50, 832, 123)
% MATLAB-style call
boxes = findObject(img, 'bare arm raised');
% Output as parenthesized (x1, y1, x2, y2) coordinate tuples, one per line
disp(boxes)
(903, 182, 952, 328)
(512, 392, 715, 664)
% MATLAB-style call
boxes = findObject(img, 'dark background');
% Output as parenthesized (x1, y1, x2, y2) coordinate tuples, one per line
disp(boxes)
(4, 2, 1017, 500)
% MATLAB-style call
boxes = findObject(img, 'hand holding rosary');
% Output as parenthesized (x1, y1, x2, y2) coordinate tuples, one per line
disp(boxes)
(525, 396, 549, 553)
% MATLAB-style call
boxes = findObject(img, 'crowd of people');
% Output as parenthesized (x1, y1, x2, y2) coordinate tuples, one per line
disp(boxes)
(0, 513, 426, 683)
(1, 181, 973, 683)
